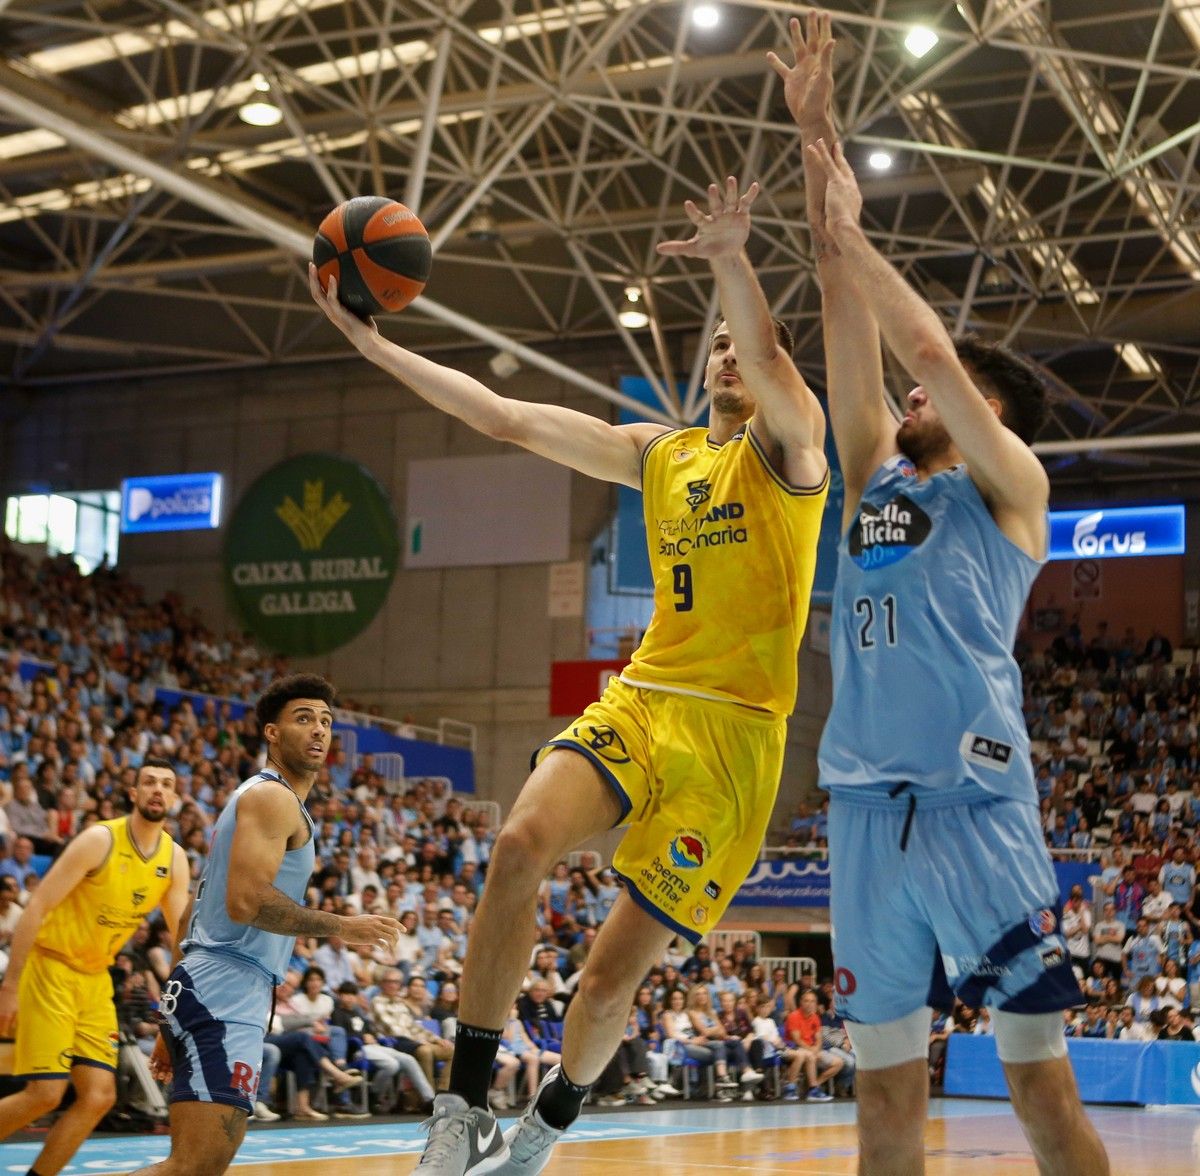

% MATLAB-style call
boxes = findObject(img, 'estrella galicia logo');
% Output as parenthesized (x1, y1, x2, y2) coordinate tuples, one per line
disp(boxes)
(848, 494, 931, 569)
(574, 723, 630, 765)
(686, 479, 712, 512)
(669, 830, 708, 870)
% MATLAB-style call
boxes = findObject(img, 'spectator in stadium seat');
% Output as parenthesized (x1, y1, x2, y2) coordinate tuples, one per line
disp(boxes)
(0, 834, 35, 883)
(709, 955, 745, 1005)
(313, 932, 357, 992)
(1094, 902, 1128, 984)
(1155, 958, 1190, 1010)
(4, 777, 57, 856)
(782, 990, 839, 1102)
(1061, 886, 1092, 973)
(370, 970, 454, 1091)
(517, 978, 563, 1028)
(1125, 976, 1165, 1024)
(1142, 878, 1172, 922)
(1161, 1007, 1195, 1042)
(1160, 846, 1196, 906)
(1113, 865, 1145, 931)
(1124, 917, 1165, 985)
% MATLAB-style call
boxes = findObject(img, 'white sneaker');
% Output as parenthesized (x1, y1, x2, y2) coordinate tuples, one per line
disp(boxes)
(415, 1093, 510, 1173)
(739, 1069, 763, 1086)
(493, 1066, 567, 1175)
(655, 1082, 681, 1098)
(252, 1101, 281, 1121)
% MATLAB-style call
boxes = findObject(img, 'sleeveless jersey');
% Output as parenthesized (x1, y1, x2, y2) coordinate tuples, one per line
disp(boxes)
(35, 816, 174, 974)
(624, 424, 828, 715)
(182, 770, 315, 984)
(819, 458, 1040, 800)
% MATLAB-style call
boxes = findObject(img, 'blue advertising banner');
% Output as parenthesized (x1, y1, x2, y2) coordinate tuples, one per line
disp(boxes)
(731, 857, 1093, 909)
(121, 472, 223, 533)
(1047, 504, 1184, 561)
(946, 1035, 1200, 1107)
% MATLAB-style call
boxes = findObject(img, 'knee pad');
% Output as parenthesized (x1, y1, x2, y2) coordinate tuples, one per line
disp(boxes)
(844, 1007, 931, 1071)
(991, 1008, 1068, 1064)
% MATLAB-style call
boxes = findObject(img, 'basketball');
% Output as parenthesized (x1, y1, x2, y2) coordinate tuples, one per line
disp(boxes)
(312, 196, 432, 317)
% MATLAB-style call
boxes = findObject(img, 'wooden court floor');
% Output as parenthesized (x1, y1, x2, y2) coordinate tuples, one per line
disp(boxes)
(5, 1099, 1200, 1174)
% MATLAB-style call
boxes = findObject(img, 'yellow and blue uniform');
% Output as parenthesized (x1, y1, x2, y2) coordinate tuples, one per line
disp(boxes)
(536, 423, 827, 941)
(14, 817, 174, 1079)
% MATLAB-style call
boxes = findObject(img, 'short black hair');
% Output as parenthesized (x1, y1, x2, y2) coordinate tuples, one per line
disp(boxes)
(136, 756, 175, 786)
(953, 334, 1047, 444)
(711, 317, 795, 357)
(301, 965, 326, 986)
(255, 673, 337, 730)
(337, 980, 359, 995)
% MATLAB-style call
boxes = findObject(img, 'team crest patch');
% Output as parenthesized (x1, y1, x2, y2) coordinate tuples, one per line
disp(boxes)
(132, 889, 147, 906)
(669, 828, 710, 870)
(690, 906, 708, 926)
(685, 479, 712, 512)
(1028, 909, 1057, 936)
(572, 722, 631, 765)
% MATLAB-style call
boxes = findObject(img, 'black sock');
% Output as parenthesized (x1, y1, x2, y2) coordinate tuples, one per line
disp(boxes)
(534, 1066, 592, 1131)
(448, 1023, 503, 1110)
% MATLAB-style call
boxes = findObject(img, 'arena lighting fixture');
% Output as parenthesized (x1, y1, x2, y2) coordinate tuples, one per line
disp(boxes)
(868, 150, 894, 171)
(692, 4, 721, 29)
(619, 286, 649, 329)
(904, 25, 940, 58)
(237, 75, 282, 128)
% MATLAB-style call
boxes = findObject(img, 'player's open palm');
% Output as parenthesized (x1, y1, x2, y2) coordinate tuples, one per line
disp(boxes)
(340, 912, 403, 954)
(767, 11, 835, 131)
(656, 177, 759, 261)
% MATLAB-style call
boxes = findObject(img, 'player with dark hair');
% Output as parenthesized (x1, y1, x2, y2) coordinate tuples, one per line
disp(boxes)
(775, 12, 1109, 1174)
(0, 759, 189, 1176)
(311, 165, 828, 1172)
(132, 674, 401, 1176)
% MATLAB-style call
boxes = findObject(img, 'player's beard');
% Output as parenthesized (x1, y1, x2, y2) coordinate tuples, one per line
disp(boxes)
(134, 799, 166, 823)
(897, 417, 952, 466)
(711, 384, 749, 417)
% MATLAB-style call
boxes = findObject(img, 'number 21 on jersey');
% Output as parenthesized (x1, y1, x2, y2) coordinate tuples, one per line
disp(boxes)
(855, 594, 898, 650)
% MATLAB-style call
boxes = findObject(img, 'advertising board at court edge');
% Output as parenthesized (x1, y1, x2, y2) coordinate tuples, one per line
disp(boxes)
(224, 453, 399, 656)
(1046, 504, 1185, 561)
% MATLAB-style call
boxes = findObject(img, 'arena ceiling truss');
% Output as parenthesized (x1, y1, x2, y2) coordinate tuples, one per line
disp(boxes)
(0, 1, 1199, 486)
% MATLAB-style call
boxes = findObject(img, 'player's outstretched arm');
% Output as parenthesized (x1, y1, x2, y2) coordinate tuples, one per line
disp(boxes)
(807, 138, 1048, 539)
(773, 11, 892, 511)
(308, 263, 666, 488)
(227, 784, 401, 952)
(160, 842, 191, 946)
(0, 825, 111, 1033)
(656, 178, 826, 488)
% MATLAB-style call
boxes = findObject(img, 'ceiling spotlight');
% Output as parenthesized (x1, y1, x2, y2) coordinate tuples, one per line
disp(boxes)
(692, 5, 720, 30)
(868, 150, 893, 171)
(619, 308, 650, 329)
(489, 350, 520, 379)
(466, 197, 499, 242)
(904, 25, 939, 58)
(238, 72, 282, 127)
(624, 285, 642, 303)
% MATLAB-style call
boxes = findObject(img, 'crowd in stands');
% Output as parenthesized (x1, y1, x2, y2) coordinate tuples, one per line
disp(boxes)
(3, 539, 1200, 1126)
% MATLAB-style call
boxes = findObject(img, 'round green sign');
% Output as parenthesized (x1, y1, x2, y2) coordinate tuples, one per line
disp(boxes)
(224, 453, 399, 656)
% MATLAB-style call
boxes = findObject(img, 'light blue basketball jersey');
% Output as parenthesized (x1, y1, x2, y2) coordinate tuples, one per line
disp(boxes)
(182, 770, 315, 984)
(819, 457, 1041, 801)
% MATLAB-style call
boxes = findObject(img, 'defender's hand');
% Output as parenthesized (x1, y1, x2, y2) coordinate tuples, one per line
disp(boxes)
(767, 11, 836, 133)
(805, 138, 863, 234)
(655, 177, 760, 261)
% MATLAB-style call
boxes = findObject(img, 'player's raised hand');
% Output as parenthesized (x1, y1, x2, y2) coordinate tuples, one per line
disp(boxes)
(148, 1030, 173, 1083)
(767, 11, 836, 132)
(805, 138, 863, 234)
(308, 262, 380, 348)
(656, 177, 760, 260)
(339, 912, 403, 954)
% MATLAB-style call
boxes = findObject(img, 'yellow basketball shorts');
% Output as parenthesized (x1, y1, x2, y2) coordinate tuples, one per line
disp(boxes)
(534, 677, 786, 943)
(13, 949, 119, 1079)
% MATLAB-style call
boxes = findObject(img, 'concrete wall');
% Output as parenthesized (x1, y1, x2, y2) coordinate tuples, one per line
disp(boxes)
(0, 341, 829, 824)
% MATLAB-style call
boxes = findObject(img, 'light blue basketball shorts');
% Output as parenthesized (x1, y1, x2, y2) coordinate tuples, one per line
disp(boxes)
(827, 786, 1080, 1024)
(160, 949, 273, 1114)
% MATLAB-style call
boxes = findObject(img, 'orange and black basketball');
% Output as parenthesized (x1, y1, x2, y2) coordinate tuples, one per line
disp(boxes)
(312, 196, 431, 317)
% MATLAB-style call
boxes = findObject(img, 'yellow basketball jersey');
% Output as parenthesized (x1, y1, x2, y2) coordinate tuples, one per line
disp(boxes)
(624, 424, 828, 715)
(35, 817, 175, 974)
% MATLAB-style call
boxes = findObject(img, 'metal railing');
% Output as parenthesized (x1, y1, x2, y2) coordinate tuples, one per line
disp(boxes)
(706, 930, 762, 959)
(759, 956, 819, 986)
